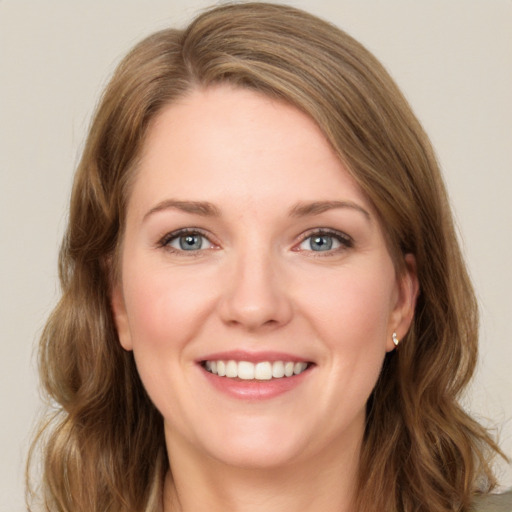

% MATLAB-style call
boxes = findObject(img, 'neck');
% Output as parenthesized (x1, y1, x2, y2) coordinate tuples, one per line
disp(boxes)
(162, 431, 361, 512)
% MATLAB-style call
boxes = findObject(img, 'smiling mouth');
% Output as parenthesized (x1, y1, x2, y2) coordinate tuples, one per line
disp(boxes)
(201, 360, 312, 380)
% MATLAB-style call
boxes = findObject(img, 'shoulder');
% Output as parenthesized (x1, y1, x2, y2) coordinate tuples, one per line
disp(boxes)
(471, 490, 512, 512)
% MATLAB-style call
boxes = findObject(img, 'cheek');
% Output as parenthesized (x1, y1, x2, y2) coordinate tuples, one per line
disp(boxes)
(121, 265, 212, 415)
(299, 263, 396, 347)
(297, 261, 395, 404)
(326, 275, 392, 399)
(122, 260, 215, 349)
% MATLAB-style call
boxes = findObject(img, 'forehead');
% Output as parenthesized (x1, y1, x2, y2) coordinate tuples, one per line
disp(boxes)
(129, 85, 373, 217)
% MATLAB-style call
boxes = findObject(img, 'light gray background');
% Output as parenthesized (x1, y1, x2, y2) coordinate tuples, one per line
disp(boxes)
(1, 1, 511, 510)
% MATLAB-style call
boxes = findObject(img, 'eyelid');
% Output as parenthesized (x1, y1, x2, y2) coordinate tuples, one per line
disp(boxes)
(294, 228, 353, 252)
(156, 227, 353, 254)
(157, 227, 217, 252)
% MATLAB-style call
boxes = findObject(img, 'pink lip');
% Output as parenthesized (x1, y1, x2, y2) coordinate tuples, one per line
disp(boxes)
(197, 350, 311, 364)
(197, 351, 314, 400)
(201, 367, 312, 400)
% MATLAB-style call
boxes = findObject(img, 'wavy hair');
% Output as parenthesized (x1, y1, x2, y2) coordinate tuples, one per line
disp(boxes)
(27, 3, 503, 511)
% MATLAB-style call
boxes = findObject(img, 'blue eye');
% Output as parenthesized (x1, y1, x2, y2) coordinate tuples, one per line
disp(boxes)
(299, 231, 351, 252)
(176, 234, 206, 250)
(308, 235, 335, 251)
(161, 230, 213, 252)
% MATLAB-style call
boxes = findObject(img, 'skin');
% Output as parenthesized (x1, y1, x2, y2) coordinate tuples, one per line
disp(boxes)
(112, 85, 419, 512)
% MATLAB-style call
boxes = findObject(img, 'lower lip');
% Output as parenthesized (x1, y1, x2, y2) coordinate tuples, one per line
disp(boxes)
(200, 365, 312, 400)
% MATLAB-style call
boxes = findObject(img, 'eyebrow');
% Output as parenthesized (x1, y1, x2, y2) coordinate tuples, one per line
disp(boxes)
(289, 200, 371, 221)
(143, 200, 221, 221)
(143, 199, 371, 222)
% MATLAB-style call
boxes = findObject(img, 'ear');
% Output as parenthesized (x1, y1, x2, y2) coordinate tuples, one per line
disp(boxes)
(386, 253, 420, 352)
(111, 282, 133, 351)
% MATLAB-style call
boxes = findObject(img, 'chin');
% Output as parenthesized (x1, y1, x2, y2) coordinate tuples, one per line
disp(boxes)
(209, 439, 304, 470)
(195, 416, 311, 469)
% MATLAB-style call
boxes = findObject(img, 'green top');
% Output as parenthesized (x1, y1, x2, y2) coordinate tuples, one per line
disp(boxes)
(471, 491, 512, 512)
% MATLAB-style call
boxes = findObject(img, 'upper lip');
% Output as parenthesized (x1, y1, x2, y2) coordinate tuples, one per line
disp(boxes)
(197, 350, 313, 364)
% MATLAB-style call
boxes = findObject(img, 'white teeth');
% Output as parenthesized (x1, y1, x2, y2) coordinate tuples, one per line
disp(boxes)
(254, 362, 272, 380)
(226, 360, 238, 378)
(203, 359, 309, 380)
(217, 360, 226, 377)
(294, 362, 307, 375)
(284, 362, 294, 377)
(238, 361, 255, 380)
(272, 361, 285, 378)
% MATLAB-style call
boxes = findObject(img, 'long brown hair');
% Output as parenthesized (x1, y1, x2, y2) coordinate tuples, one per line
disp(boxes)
(27, 3, 503, 511)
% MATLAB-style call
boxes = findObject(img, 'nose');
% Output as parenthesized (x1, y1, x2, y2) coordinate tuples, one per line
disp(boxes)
(217, 249, 293, 331)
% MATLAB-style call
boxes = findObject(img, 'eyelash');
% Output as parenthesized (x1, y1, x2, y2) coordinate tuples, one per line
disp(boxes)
(157, 228, 216, 255)
(296, 229, 354, 255)
(156, 228, 353, 255)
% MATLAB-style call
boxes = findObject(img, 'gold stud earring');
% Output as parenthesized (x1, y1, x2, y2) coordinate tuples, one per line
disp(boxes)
(392, 332, 400, 347)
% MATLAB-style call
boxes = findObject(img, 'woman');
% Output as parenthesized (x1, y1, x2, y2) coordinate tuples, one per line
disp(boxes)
(27, 3, 509, 511)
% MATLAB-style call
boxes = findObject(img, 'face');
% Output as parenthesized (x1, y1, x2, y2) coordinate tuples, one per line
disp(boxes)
(112, 85, 418, 471)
